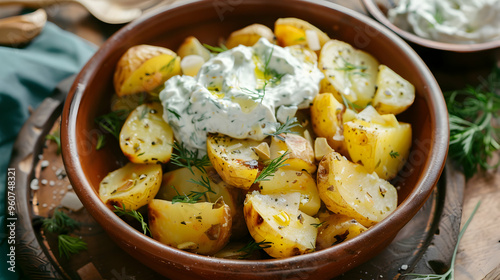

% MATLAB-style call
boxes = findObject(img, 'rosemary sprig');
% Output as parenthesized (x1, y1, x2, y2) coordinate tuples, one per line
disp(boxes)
(237, 240, 273, 259)
(445, 67, 500, 178)
(113, 203, 151, 235)
(265, 117, 301, 141)
(170, 142, 211, 175)
(45, 130, 61, 154)
(58, 234, 88, 259)
(254, 151, 289, 184)
(404, 201, 481, 280)
(203, 43, 228, 53)
(95, 109, 129, 140)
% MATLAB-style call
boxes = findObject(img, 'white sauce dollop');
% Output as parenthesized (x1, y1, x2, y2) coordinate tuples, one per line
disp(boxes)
(159, 38, 323, 153)
(388, 0, 500, 44)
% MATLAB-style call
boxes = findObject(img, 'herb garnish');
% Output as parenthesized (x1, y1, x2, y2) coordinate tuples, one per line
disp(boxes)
(203, 43, 228, 53)
(41, 208, 87, 258)
(389, 150, 400, 159)
(113, 203, 151, 235)
(335, 57, 369, 77)
(171, 175, 217, 204)
(446, 67, 500, 178)
(310, 221, 326, 228)
(160, 57, 177, 72)
(237, 240, 273, 259)
(265, 117, 301, 141)
(46, 130, 61, 154)
(405, 201, 481, 280)
(95, 110, 129, 140)
(171, 142, 211, 175)
(96, 133, 106, 150)
(253, 151, 289, 184)
(340, 92, 363, 112)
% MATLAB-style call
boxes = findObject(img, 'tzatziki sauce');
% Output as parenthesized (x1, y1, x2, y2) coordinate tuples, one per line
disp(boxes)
(159, 38, 323, 153)
(388, 0, 500, 44)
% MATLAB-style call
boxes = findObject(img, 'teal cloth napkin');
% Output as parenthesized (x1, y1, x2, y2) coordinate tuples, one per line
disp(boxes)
(0, 20, 96, 278)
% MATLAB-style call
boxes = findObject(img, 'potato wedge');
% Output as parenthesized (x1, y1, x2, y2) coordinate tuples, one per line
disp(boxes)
(274, 18, 330, 49)
(310, 92, 348, 155)
(344, 106, 411, 180)
(225, 23, 275, 49)
(258, 169, 320, 216)
(319, 39, 379, 108)
(148, 198, 232, 255)
(316, 213, 367, 250)
(177, 36, 211, 61)
(119, 103, 174, 164)
(114, 44, 181, 97)
(317, 152, 397, 227)
(270, 133, 316, 173)
(206, 134, 261, 190)
(372, 65, 415, 115)
(99, 162, 162, 210)
(244, 191, 319, 258)
(157, 167, 248, 239)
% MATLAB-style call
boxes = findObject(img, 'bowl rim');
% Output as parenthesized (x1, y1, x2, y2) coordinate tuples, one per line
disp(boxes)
(61, 0, 449, 273)
(361, 0, 500, 53)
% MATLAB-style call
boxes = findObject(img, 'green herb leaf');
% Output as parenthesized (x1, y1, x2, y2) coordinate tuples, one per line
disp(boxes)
(254, 151, 289, 184)
(265, 117, 301, 141)
(335, 56, 369, 77)
(42, 208, 80, 234)
(445, 67, 500, 178)
(389, 150, 400, 159)
(46, 130, 61, 155)
(171, 142, 211, 175)
(404, 201, 481, 279)
(310, 221, 326, 228)
(96, 134, 106, 150)
(203, 43, 228, 53)
(237, 239, 273, 259)
(113, 203, 151, 235)
(95, 110, 129, 140)
(58, 234, 87, 259)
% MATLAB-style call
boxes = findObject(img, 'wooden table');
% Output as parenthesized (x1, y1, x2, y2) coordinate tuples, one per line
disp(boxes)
(3, 1, 500, 279)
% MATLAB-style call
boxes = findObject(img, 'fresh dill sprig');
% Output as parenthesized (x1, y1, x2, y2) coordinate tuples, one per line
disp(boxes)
(310, 221, 326, 228)
(95, 109, 129, 140)
(340, 93, 363, 112)
(171, 175, 217, 203)
(170, 142, 211, 175)
(45, 130, 61, 155)
(335, 56, 369, 77)
(160, 57, 177, 72)
(242, 82, 267, 103)
(58, 234, 88, 259)
(445, 67, 500, 178)
(113, 203, 151, 235)
(41, 208, 86, 259)
(42, 208, 80, 234)
(389, 150, 400, 159)
(203, 43, 228, 53)
(96, 133, 106, 150)
(404, 201, 481, 280)
(265, 117, 301, 141)
(237, 240, 273, 259)
(254, 151, 289, 184)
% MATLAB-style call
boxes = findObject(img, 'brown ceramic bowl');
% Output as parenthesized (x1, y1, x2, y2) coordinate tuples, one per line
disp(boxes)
(361, 0, 500, 52)
(61, 0, 449, 279)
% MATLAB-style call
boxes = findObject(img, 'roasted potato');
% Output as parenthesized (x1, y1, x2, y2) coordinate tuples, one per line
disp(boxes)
(372, 65, 415, 115)
(206, 133, 261, 189)
(314, 137, 334, 161)
(274, 18, 330, 50)
(316, 213, 367, 250)
(148, 198, 232, 255)
(258, 169, 320, 216)
(119, 103, 174, 164)
(270, 133, 316, 173)
(319, 39, 379, 108)
(113, 44, 181, 97)
(244, 191, 319, 258)
(225, 24, 275, 49)
(157, 167, 248, 239)
(99, 162, 162, 210)
(343, 106, 411, 180)
(317, 151, 397, 227)
(310, 92, 348, 155)
(177, 36, 211, 61)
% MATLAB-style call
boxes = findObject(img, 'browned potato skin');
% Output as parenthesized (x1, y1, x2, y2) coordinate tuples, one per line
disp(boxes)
(316, 213, 367, 250)
(270, 133, 316, 174)
(225, 24, 275, 49)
